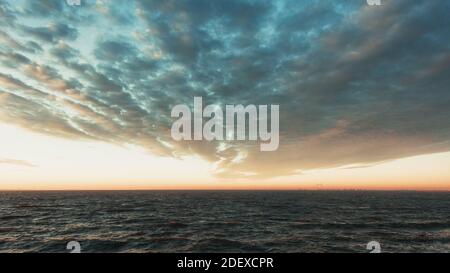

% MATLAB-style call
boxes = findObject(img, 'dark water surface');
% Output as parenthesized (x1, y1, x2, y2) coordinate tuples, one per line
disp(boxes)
(0, 191, 449, 253)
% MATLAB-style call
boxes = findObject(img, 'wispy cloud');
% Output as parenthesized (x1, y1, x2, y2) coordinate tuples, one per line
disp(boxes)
(0, 158, 36, 168)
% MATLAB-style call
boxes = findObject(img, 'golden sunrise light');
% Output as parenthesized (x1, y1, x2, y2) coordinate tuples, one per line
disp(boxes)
(1, 123, 449, 191)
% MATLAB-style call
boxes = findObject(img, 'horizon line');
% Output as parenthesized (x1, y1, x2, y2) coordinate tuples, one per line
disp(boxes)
(1, 188, 449, 192)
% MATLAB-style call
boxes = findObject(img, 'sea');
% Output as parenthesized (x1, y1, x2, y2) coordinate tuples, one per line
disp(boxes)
(0, 191, 449, 253)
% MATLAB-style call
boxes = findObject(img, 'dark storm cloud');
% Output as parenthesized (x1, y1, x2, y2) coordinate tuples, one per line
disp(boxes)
(21, 23, 78, 43)
(1, 0, 450, 178)
(21, 0, 98, 24)
(0, 2, 16, 26)
(23, 0, 64, 17)
(95, 39, 138, 62)
(0, 51, 31, 67)
(0, 91, 88, 139)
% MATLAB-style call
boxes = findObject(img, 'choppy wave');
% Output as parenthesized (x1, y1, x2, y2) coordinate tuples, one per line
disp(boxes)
(0, 191, 449, 253)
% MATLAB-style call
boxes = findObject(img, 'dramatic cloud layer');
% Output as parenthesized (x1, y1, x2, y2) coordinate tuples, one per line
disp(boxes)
(1, 0, 449, 178)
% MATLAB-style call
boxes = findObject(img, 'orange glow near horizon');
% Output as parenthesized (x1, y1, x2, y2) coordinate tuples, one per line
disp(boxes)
(1, 122, 449, 191)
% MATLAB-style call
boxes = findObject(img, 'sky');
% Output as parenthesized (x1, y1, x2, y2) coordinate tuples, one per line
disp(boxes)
(0, 0, 449, 190)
